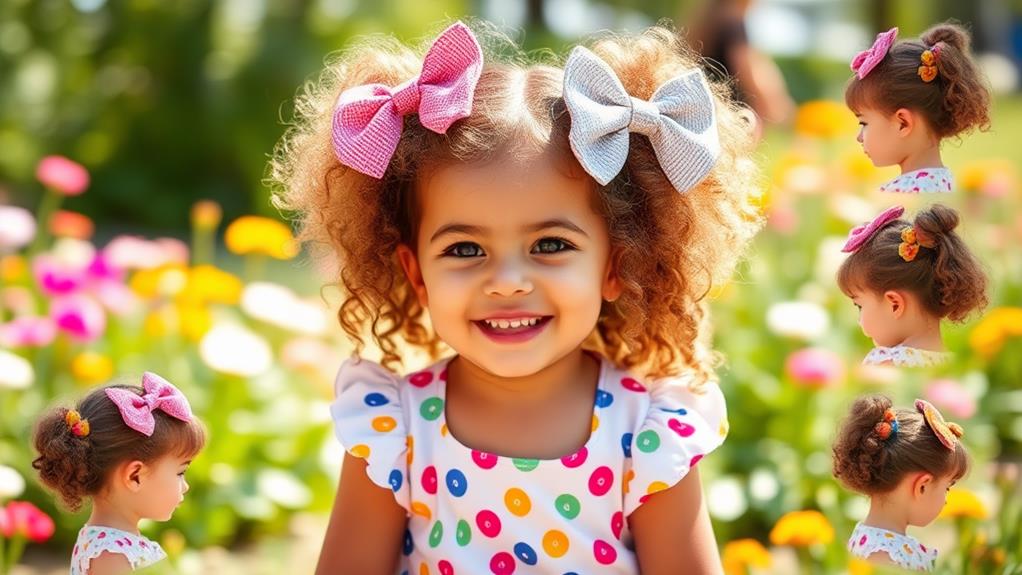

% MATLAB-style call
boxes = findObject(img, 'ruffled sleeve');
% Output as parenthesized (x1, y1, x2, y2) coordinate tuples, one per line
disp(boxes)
(623, 373, 728, 516)
(330, 358, 411, 513)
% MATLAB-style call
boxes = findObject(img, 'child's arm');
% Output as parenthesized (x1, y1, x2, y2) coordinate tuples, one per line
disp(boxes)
(86, 552, 132, 575)
(629, 467, 723, 575)
(315, 454, 408, 575)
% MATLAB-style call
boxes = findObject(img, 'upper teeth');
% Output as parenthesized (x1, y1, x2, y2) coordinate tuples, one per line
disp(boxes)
(484, 318, 540, 329)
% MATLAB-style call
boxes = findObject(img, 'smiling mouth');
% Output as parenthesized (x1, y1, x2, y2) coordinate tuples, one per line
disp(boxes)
(473, 316, 552, 339)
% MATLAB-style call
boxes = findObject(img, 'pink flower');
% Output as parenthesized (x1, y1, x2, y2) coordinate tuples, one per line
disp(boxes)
(0, 501, 56, 543)
(0, 206, 36, 252)
(104, 236, 189, 270)
(924, 379, 977, 419)
(0, 316, 57, 348)
(785, 347, 845, 388)
(50, 294, 106, 342)
(36, 155, 89, 196)
(32, 254, 87, 296)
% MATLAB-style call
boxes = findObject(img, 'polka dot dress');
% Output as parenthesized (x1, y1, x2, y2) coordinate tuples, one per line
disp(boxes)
(848, 523, 937, 571)
(879, 167, 953, 194)
(70, 525, 166, 574)
(330, 356, 728, 574)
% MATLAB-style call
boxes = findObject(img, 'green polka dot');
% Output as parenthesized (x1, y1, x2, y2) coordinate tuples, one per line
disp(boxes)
(420, 397, 444, 421)
(429, 520, 443, 547)
(512, 458, 540, 471)
(456, 519, 471, 546)
(636, 429, 661, 453)
(555, 494, 581, 519)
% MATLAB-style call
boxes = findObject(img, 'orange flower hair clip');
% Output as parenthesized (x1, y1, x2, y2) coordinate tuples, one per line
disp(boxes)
(898, 226, 920, 261)
(915, 399, 963, 450)
(875, 408, 899, 441)
(918, 45, 940, 83)
(65, 409, 90, 437)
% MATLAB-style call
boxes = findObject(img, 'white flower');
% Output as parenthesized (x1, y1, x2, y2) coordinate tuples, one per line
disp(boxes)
(199, 323, 272, 377)
(766, 301, 830, 340)
(815, 236, 850, 285)
(0, 206, 36, 251)
(241, 282, 328, 335)
(257, 469, 312, 508)
(0, 464, 26, 498)
(0, 349, 34, 389)
(707, 476, 747, 521)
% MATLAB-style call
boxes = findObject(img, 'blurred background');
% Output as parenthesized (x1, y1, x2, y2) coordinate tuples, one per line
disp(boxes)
(1, 0, 1020, 573)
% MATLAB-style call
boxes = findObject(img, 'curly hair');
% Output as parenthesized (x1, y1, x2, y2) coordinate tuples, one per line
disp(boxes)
(833, 395, 969, 495)
(270, 21, 763, 382)
(845, 22, 991, 139)
(32, 384, 206, 512)
(837, 203, 987, 323)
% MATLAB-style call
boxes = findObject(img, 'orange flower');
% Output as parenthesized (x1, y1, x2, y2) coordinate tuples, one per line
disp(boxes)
(769, 510, 834, 547)
(722, 538, 771, 575)
(49, 210, 94, 240)
(191, 200, 223, 231)
(794, 100, 856, 139)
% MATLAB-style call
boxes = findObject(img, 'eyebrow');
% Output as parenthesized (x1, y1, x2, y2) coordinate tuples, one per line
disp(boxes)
(429, 219, 589, 243)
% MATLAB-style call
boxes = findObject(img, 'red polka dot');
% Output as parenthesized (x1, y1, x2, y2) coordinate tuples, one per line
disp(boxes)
(422, 465, 438, 495)
(611, 511, 623, 540)
(439, 369, 448, 381)
(472, 450, 498, 470)
(409, 371, 434, 387)
(489, 551, 515, 574)
(593, 539, 617, 565)
(620, 377, 646, 392)
(588, 466, 614, 496)
(561, 446, 588, 468)
(668, 418, 695, 437)
(438, 559, 455, 575)
(690, 454, 704, 467)
(859, 535, 868, 546)
(476, 510, 502, 538)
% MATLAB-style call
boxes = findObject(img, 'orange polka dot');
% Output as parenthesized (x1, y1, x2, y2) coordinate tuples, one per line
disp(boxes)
(372, 416, 397, 432)
(623, 469, 635, 494)
(591, 414, 600, 432)
(504, 488, 532, 517)
(419, 562, 430, 575)
(406, 435, 414, 466)
(411, 501, 432, 521)
(542, 529, 570, 558)
(349, 444, 370, 458)
(440, 423, 449, 436)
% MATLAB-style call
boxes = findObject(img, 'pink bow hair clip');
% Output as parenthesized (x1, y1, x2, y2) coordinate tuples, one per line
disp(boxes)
(842, 205, 904, 253)
(105, 372, 193, 437)
(331, 21, 483, 179)
(851, 27, 898, 80)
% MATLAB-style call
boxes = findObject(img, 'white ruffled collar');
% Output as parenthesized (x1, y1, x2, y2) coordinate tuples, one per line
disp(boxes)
(863, 344, 952, 368)
(879, 167, 953, 193)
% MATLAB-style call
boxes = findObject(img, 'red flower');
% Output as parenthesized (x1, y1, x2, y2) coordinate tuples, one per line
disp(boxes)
(0, 501, 56, 543)
(36, 155, 90, 196)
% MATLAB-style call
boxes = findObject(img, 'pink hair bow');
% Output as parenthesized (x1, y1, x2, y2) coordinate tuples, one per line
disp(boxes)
(331, 22, 483, 179)
(851, 27, 898, 80)
(105, 372, 193, 436)
(842, 205, 904, 253)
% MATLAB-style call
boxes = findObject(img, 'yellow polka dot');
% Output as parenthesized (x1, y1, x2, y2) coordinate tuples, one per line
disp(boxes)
(349, 444, 370, 458)
(719, 419, 729, 437)
(411, 501, 432, 521)
(884, 533, 895, 539)
(591, 414, 600, 432)
(406, 435, 414, 466)
(372, 416, 397, 432)
(647, 481, 669, 495)
(623, 469, 635, 494)
(419, 562, 430, 575)
(542, 529, 570, 558)
(504, 488, 532, 517)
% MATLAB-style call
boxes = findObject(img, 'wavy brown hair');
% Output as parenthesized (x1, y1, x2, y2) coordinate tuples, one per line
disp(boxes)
(833, 395, 969, 495)
(845, 22, 991, 139)
(270, 21, 763, 382)
(837, 203, 987, 322)
(33, 384, 206, 512)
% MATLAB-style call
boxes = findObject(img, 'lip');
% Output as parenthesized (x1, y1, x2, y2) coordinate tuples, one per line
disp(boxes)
(473, 315, 551, 344)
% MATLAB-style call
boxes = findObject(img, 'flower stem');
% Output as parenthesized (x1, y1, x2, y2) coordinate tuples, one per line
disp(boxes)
(27, 189, 64, 258)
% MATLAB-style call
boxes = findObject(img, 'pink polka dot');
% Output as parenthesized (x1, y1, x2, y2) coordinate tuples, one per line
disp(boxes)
(611, 511, 623, 540)
(439, 369, 448, 381)
(620, 377, 646, 392)
(561, 446, 588, 468)
(438, 559, 455, 575)
(593, 539, 617, 565)
(668, 418, 695, 437)
(422, 465, 438, 495)
(98, 532, 106, 539)
(690, 454, 704, 467)
(588, 466, 614, 496)
(472, 450, 498, 470)
(859, 535, 868, 546)
(409, 371, 434, 387)
(476, 510, 502, 538)
(490, 551, 515, 574)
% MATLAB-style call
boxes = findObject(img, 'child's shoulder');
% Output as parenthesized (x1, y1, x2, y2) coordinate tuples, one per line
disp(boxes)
(71, 525, 166, 575)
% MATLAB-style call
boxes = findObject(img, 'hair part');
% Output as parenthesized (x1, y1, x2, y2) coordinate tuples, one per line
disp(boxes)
(845, 22, 991, 139)
(33, 384, 206, 512)
(836, 204, 987, 322)
(833, 395, 970, 495)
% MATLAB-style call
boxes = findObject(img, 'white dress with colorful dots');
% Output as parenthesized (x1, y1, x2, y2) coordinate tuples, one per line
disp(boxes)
(879, 167, 953, 194)
(848, 523, 937, 571)
(863, 345, 952, 368)
(330, 356, 728, 574)
(70, 525, 166, 574)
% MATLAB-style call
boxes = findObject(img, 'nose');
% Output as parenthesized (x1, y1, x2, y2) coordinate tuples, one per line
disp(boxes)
(483, 254, 533, 297)
(182, 478, 190, 494)
(856, 127, 864, 144)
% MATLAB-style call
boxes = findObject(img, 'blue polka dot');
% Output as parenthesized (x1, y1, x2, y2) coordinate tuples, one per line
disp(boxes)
(403, 529, 414, 555)
(514, 542, 538, 565)
(595, 389, 614, 408)
(621, 432, 633, 458)
(659, 406, 688, 415)
(446, 468, 468, 497)
(364, 392, 389, 407)
(389, 469, 403, 492)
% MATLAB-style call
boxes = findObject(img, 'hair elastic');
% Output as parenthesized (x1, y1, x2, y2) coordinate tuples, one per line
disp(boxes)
(918, 45, 940, 83)
(65, 409, 90, 437)
(875, 408, 899, 441)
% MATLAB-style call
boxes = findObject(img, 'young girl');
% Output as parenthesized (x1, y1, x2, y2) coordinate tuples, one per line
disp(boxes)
(32, 372, 205, 574)
(271, 21, 762, 574)
(847, 23, 990, 193)
(833, 395, 969, 571)
(838, 203, 987, 367)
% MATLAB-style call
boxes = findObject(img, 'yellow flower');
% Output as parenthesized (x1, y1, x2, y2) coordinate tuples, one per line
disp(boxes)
(130, 264, 189, 299)
(794, 100, 857, 139)
(225, 216, 298, 260)
(769, 510, 835, 547)
(848, 558, 874, 575)
(177, 303, 213, 342)
(722, 538, 771, 575)
(969, 307, 1022, 358)
(1, 255, 27, 282)
(841, 150, 877, 183)
(70, 352, 114, 384)
(191, 200, 223, 231)
(161, 529, 186, 557)
(178, 265, 242, 306)
(958, 159, 1017, 197)
(939, 489, 988, 520)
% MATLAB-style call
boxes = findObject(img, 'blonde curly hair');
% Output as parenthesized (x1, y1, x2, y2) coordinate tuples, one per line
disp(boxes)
(270, 21, 763, 383)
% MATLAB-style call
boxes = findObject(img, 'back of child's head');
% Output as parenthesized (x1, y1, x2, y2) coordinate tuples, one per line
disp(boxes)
(33, 384, 205, 512)
(833, 395, 969, 495)
(837, 203, 987, 322)
(271, 21, 762, 381)
(845, 22, 990, 138)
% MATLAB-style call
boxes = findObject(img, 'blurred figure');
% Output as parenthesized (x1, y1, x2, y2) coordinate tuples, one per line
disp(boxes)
(689, 0, 795, 138)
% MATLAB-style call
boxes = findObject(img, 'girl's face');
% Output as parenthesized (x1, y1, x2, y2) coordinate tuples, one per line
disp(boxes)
(855, 107, 903, 167)
(399, 153, 620, 379)
(910, 473, 956, 527)
(848, 288, 902, 348)
(137, 454, 192, 521)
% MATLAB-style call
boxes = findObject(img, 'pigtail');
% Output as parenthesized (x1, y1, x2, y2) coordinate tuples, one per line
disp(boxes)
(833, 396, 895, 494)
(32, 408, 98, 512)
(913, 204, 988, 322)
(920, 23, 991, 137)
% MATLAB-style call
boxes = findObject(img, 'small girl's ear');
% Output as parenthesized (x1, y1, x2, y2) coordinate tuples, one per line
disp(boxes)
(118, 460, 146, 492)
(894, 108, 915, 135)
(602, 250, 623, 302)
(882, 290, 906, 318)
(397, 244, 429, 307)
(911, 472, 934, 498)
